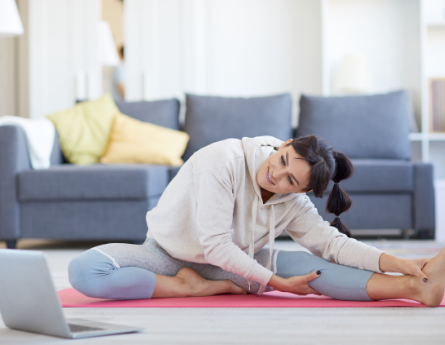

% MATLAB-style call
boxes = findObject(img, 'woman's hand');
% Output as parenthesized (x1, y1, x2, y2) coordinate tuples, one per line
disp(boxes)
(396, 258, 431, 281)
(379, 253, 431, 281)
(267, 272, 322, 296)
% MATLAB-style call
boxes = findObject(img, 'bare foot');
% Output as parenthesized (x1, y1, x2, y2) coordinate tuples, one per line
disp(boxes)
(415, 247, 445, 307)
(175, 267, 247, 297)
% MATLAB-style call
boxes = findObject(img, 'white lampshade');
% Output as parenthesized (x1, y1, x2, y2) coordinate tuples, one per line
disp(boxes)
(0, 0, 24, 37)
(335, 54, 369, 93)
(98, 21, 119, 67)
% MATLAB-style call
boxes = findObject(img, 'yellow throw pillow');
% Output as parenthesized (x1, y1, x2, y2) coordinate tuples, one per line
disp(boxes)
(101, 113, 189, 166)
(46, 94, 119, 165)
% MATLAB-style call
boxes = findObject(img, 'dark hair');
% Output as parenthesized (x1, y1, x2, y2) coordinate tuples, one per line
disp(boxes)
(289, 135, 354, 237)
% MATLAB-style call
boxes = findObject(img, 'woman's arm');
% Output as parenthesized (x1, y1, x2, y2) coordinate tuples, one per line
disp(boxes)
(285, 196, 384, 273)
(379, 253, 430, 281)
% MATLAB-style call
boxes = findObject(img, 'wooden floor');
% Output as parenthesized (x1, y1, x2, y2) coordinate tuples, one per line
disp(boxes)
(1, 239, 445, 344)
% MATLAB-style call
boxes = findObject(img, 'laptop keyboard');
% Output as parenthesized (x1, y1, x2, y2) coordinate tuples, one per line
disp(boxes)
(68, 323, 106, 333)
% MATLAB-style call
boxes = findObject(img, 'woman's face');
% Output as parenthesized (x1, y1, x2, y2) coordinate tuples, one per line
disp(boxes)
(256, 140, 312, 195)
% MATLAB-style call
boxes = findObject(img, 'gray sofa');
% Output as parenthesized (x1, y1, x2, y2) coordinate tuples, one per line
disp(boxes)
(297, 91, 435, 239)
(0, 91, 435, 249)
(0, 94, 292, 249)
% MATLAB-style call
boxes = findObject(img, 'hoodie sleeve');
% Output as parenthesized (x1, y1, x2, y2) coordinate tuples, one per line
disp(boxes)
(193, 169, 273, 286)
(285, 195, 385, 273)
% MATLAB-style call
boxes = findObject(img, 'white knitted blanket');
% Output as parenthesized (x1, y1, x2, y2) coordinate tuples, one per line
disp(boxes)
(0, 116, 55, 169)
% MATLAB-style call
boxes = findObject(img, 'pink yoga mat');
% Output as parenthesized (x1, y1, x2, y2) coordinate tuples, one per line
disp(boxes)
(58, 288, 445, 308)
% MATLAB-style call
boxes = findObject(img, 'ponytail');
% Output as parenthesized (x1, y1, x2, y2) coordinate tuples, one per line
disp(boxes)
(289, 136, 355, 238)
(325, 151, 354, 237)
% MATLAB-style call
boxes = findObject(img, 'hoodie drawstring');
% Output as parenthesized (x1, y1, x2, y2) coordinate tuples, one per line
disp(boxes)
(247, 196, 259, 292)
(248, 196, 275, 296)
(257, 205, 275, 295)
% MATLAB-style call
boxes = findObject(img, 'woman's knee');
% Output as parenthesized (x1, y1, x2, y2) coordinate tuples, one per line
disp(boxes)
(276, 250, 328, 278)
(68, 249, 118, 297)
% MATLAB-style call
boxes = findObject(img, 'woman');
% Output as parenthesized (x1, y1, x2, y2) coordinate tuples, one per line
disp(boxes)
(69, 135, 445, 307)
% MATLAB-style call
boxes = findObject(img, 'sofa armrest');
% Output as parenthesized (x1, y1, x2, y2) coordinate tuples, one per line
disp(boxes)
(413, 162, 435, 236)
(0, 126, 32, 240)
(50, 131, 64, 165)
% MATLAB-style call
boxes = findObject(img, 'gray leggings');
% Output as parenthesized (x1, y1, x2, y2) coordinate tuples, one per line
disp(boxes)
(68, 239, 373, 301)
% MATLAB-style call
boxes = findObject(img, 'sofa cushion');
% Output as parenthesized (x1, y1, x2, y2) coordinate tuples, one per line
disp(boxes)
(296, 90, 411, 160)
(46, 94, 119, 165)
(168, 166, 182, 182)
(115, 99, 180, 130)
(21, 199, 153, 239)
(323, 159, 414, 193)
(183, 93, 293, 161)
(101, 113, 189, 166)
(18, 164, 169, 201)
(309, 193, 412, 230)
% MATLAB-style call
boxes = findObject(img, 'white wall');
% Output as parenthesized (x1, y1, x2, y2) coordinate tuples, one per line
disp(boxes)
(125, 0, 183, 102)
(125, 0, 324, 125)
(204, 0, 323, 99)
(18, 0, 101, 119)
(326, 0, 421, 115)
(5, 0, 424, 123)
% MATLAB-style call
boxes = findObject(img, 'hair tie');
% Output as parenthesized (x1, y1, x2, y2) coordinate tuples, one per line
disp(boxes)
(335, 216, 340, 219)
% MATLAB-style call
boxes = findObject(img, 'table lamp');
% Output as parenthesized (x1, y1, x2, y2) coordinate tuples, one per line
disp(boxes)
(0, 0, 24, 37)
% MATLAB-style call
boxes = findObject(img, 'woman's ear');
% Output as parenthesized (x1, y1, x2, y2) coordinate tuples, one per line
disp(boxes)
(278, 139, 293, 150)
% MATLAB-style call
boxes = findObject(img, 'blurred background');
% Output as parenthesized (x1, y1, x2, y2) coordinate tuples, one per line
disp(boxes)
(0, 0, 445, 187)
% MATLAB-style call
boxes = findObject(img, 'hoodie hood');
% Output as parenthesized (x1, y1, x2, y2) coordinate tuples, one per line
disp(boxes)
(241, 136, 301, 294)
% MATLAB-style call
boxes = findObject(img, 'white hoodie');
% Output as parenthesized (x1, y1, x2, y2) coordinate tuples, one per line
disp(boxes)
(146, 136, 384, 292)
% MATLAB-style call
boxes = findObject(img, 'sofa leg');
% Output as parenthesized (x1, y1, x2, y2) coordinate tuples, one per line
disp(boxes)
(5, 240, 17, 249)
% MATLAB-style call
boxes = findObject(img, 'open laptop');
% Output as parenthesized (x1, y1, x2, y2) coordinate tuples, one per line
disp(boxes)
(0, 249, 144, 339)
